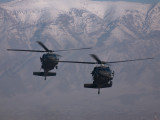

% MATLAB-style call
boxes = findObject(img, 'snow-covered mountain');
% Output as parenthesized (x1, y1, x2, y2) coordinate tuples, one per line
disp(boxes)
(0, 0, 160, 120)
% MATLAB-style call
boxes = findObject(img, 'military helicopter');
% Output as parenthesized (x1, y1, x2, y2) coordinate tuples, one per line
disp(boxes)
(7, 42, 153, 94)
(7, 41, 91, 80)
(57, 54, 153, 94)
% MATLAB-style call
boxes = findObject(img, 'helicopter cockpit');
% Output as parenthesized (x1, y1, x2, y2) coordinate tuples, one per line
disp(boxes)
(91, 66, 112, 74)
(41, 53, 59, 62)
(91, 66, 114, 81)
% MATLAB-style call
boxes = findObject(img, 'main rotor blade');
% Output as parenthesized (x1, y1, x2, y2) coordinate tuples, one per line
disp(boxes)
(53, 47, 92, 52)
(106, 57, 154, 64)
(37, 41, 50, 52)
(90, 54, 102, 64)
(57, 60, 96, 64)
(7, 49, 46, 52)
(57, 57, 153, 65)
(7, 46, 91, 53)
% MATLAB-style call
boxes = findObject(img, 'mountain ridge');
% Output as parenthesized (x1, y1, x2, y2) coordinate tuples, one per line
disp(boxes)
(0, 1, 160, 120)
(0, 0, 159, 94)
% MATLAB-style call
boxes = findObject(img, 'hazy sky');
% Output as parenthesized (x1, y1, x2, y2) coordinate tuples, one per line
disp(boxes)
(0, 0, 11, 3)
(0, 0, 160, 4)
(92, 0, 160, 4)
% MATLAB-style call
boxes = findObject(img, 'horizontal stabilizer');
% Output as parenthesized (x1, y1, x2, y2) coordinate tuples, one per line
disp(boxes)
(33, 72, 56, 76)
(84, 83, 112, 88)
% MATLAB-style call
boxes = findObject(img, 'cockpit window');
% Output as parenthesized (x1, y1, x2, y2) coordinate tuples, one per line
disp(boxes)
(95, 67, 111, 72)
(106, 67, 111, 72)
(100, 67, 111, 72)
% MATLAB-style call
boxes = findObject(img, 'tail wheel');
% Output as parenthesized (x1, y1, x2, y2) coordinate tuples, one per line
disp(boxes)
(98, 88, 100, 94)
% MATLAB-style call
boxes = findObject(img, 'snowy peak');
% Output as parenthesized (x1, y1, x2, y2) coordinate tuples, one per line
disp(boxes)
(145, 2, 160, 32)
(0, 1, 159, 37)
(0, 0, 152, 22)
(0, 0, 90, 24)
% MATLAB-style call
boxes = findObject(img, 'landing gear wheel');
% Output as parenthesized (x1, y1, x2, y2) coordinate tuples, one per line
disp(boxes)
(98, 88, 100, 95)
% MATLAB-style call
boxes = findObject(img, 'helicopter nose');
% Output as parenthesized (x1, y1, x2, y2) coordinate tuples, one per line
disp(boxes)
(99, 71, 110, 77)
(48, 56, 55, 60)
(48, 56, 59, 62)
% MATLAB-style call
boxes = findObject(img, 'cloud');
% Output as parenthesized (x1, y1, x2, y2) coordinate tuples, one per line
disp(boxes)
(91, 0, 160, 4)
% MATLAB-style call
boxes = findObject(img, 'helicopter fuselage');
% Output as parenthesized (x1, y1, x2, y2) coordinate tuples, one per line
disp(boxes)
(92, 66, 114, 85)
(84, 66, 114, 94)
(40, 53, 59, 72)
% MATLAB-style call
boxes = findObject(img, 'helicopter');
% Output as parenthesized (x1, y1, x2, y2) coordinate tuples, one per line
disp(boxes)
(57, 54, 153, 94)
(7, 41, 91, 80)
(7, 42, 153, 94)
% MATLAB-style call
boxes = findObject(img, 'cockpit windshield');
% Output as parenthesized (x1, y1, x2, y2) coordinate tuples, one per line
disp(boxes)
(97, 67, 111, 72)
(105, 67, 111, 72)
(42, 54, 59, 61)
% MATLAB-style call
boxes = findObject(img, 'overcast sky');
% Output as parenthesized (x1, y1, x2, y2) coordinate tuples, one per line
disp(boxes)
(92, 0, 160, 4)
(0, 0, 11, 3)
(0, 0, 160, 4)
